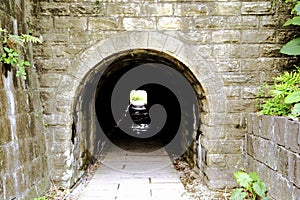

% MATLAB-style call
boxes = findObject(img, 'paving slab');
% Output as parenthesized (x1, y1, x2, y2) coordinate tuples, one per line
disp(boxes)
(78, 139, 187, 200)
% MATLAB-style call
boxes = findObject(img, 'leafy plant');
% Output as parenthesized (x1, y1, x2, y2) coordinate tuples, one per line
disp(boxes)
(0, 28, 41, 79)
(280, 0, 300, 55)
(284, 90, 300, 115)
(230, 169, 270, 200)
(257, 67, 300, 117)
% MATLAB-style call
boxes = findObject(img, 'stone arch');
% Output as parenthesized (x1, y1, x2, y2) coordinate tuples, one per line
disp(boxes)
(52, 32, 227, 187)
(57, 32, 226, 113)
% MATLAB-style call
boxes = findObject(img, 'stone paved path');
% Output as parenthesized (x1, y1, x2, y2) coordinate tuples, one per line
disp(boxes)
(78, 138, 187, 200)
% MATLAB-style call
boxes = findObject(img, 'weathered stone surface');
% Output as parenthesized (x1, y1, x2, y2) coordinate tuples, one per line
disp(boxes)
(0, 117, 11, 145)
(278, 146, 289, 177)
(39, 2, 70, 16)
(296, 154, 300, 188)
(203, 167, 237, 189)
(148, 32, 168, 51)
(201, 113, 241, 126)
(123, 17, 155, 30)
(0, 147, 7, 171)
(177, 31, 212, 44)
(246, 114, 300, 198)
(54, 16, 87, 30)
(39, 73, 62, 88)
(1, 0, 297, 197)
(226, 154, 244, 169)
(274, 117, 287, 146)
(226, 99, 254, 113)
(246, 114, 254, 134)
(286, 152, 296, 184)
(195, 16, 227, 29)
(225, 85, 240, 98)
(222, 73, 260, 86)
(107, 3, 141, 16)
(216, 59, 240, 73)
(242, 86, 259, 99)
(293, 184, 300, 200)
(202, 137, 243, 154)
(0, 2, 51, 198)
(200, 124, 225, 139)
(129, 31, 149, 48)
(203, 95, 226, 113)
(34, 16, 54, 31)
(43, 112, 73, 126)
(260, 15, 281, 28)
(144, 3, 173, 16)
(70, 31, 95, 44)
(285, 120, 300, 153)
(157, 17, 188, 30)
(241, 2, 273, 15)
(89, 17, 121, 30)
(70, 3, 105, 16)
(212, 30, 240, 44)
(212, 2, 241, 16)
(41, 32, 69, 44)
(174, 3, 210, 16)
(227, 16, 259, 29)
(207, 154, 226, 167)
(241, 30, 276, 43)
(261, 115, 274, 140)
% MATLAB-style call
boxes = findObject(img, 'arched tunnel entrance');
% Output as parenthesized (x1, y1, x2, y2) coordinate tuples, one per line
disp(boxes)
(95, 49, 201, 153)
(72, 49, 204, 183)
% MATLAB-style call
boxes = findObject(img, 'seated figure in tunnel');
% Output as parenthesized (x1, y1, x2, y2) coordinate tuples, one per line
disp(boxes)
(129, 90, 151, 125)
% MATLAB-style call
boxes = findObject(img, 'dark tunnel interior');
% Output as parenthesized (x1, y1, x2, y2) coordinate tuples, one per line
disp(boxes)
(94, 51, 199, 154)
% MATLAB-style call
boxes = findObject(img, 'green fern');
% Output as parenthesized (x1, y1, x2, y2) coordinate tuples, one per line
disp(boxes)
(257, 67, 300, 117)
(21, 34, 42, 44)
(0, 28, 41, 80)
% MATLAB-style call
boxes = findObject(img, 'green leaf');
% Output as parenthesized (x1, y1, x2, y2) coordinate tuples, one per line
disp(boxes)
(234, 172, 253, 189)
(230, 188, 247, 200)
(21, 34, 42, 44)
(294, 3, 300, 15)
(280, 38, 300, 55)
(3, 47, 12, 52)
(1, 52, 6, 59)
(24, 61, 30, 66)
(284, 91, 300, 104)
(291, 103, 300, 115)
(11, 51, 19, 57)
(253, 181, 267, 197)
(249, 172, 260, 182)
(284, 16, 300, 26)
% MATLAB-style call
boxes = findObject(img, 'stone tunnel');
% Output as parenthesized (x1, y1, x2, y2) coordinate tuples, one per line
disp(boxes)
(65, 34, 229, 188)
(1, 0, 297, 199)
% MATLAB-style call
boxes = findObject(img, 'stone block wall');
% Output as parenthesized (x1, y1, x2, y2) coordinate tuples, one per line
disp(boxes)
(31, 0, 296, 189)
(0, 0, 50, 199)
(245, 114, 300, 200)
